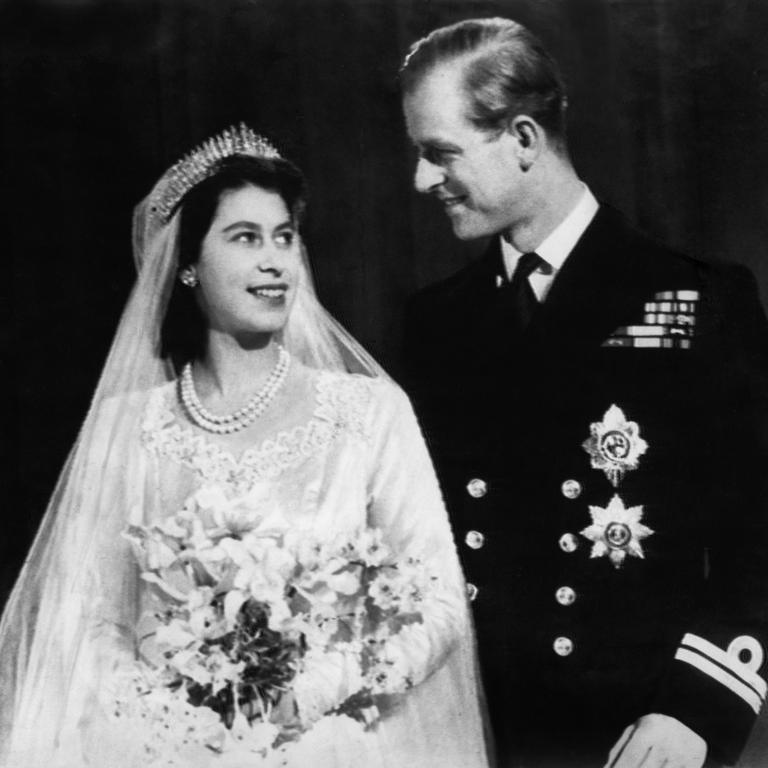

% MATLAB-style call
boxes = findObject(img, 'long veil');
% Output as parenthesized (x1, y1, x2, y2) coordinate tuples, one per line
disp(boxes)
(0, 149, 489, 766)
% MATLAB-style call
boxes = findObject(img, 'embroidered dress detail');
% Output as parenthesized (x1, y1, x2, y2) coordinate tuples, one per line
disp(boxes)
(142, 371, 374, 491)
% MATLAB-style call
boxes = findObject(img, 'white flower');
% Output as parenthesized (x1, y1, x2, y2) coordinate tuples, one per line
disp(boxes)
(188, 602, 226, 640)
(325, 567, 362, 596)
(202, 646, 246, 690)
(140, 571, 189, 602)
(123, 526, 180, 571)
(266, 596, 294, 631)
(194, 483, 288, 540)
(154, 618, 197, 650)
(223, 587, 250, 628)
(218, 536, 255, 569)
(351, 528, 393, 567)
(368, 566, 429, 613)
(154, 514, 190, 540)
(242, 535, 297, 578)
(232, 537, 295, 606)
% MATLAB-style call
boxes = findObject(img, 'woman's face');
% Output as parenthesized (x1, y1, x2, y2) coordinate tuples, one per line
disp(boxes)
(194, 184, 301, 340)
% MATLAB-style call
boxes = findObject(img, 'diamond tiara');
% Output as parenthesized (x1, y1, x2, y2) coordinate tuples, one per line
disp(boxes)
(149, 123, 282, 222)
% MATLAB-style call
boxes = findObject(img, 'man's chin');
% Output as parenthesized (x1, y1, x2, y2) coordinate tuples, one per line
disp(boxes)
(450, 216, 494, 241)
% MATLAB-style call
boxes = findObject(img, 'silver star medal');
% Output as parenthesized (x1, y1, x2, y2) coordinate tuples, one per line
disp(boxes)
(582, 404, 648, 487)
(581, 495, 654, 569)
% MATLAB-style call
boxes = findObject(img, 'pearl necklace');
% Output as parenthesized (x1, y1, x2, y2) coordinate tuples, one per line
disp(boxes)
(179, 346, 291, 434)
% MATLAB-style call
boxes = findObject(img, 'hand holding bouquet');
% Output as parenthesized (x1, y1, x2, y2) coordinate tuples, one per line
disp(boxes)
(113, 484, 439, 764)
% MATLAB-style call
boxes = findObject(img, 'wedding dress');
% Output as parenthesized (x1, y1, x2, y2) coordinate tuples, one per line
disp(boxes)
(0, 126, 490, 767)
(4, 366, 486, 767)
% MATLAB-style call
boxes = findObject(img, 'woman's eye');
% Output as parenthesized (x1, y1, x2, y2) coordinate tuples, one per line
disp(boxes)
(274, 231, 296, 248)
(233, 231, 261, 245)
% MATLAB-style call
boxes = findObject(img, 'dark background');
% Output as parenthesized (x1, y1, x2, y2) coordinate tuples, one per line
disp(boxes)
(3, 0, 768, 605)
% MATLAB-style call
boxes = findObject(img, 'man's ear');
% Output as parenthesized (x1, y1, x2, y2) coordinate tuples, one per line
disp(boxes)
(506, 115, 543, 171)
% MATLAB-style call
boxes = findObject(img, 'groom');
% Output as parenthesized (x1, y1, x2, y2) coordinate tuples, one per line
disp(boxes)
(401, 17, 768, 768)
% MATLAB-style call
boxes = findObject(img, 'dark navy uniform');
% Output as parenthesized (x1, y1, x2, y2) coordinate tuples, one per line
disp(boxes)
(404, 206, 768, 767)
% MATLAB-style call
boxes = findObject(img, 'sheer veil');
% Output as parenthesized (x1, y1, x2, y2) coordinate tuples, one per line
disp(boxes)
(0, 129, 489, 766)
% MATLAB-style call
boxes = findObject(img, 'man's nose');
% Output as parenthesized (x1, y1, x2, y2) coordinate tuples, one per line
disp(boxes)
(414, 157, 445, 194)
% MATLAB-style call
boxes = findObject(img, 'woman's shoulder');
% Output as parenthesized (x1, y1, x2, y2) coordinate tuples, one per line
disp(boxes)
(308, 367, 412, 427)
(90, 381, 174, 424)
(312, 367, 405, 402)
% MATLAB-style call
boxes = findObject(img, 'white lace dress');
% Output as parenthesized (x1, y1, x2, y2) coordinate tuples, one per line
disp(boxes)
(53, 365, 488, 768)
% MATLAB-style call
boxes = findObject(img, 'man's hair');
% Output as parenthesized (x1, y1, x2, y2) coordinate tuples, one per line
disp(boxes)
(400, 18, 567, 144)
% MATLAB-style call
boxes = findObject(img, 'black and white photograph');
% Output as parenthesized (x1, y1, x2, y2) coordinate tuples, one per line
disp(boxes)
(3, 1, 768, 766)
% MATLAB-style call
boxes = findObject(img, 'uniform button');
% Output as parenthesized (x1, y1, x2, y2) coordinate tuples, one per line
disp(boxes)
(466, 478, 488, 498)
(561, 479, 582, 499)
(553, 636, 574, 657)
(559, 533, 579, 553)
(555, 586, 576, 606)
(465, 530, 485, 550)
(466, 583, 479, 601)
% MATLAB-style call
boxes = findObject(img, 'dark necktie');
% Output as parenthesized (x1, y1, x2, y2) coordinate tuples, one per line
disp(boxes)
(506, 251, 544, 331)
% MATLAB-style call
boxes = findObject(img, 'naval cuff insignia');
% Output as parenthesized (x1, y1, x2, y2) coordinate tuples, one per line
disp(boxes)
(582, 404, 648, 487)
(580, 494, 654, 569)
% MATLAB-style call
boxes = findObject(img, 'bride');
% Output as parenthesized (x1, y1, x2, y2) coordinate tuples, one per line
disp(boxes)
(0, 126, 490, 767)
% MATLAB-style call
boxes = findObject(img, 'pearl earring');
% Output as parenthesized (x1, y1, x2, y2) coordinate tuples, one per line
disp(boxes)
(179, 269, 199, 288)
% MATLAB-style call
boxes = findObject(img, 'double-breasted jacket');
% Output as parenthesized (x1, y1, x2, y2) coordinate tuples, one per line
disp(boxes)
(404, 207, 768, 766)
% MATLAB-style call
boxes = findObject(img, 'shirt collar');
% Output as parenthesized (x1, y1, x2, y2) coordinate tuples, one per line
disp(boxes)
(500, 185, 599, 280)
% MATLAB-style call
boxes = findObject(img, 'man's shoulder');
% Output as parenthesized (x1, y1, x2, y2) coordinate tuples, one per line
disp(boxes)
(590, 205, 695, 269)
(408, 242, 499, 311)
(583, 204, 752, 290)
(590, 205, 767, 356)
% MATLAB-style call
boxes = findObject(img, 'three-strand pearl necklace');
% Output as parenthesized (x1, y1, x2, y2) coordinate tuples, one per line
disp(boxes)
(179, 345, 291, 434)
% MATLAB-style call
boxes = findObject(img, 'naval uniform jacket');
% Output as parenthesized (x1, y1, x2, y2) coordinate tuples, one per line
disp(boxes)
(404, 206, 768, 766)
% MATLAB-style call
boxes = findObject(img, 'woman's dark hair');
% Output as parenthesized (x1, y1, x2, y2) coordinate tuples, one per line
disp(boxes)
(160, 154, 308, 370)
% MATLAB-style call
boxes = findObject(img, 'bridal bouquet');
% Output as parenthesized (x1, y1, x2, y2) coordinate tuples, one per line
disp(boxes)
(113, 484, 439, 765)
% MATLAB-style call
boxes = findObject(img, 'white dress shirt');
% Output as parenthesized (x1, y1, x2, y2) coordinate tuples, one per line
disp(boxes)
(499, 185, 600, 301)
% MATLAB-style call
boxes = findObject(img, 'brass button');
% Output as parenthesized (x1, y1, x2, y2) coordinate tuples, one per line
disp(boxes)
(553, 636, 574, 657)
(466, 583, 478, 601)
(466, 478, 488, 498)
(465, 530, 485, 550)
(561, 479, 582, 500)
(559, 533, 579, 553)
(555, 586, 576, 606)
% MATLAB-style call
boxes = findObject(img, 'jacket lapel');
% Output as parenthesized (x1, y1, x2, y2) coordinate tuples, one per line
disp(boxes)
(521, 207, 657, 358)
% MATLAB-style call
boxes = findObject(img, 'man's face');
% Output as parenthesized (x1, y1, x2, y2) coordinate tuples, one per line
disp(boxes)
(403, 63, 527, 240)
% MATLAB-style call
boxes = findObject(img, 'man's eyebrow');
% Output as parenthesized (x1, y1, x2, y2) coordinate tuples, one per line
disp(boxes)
(417, 139, 462, 152)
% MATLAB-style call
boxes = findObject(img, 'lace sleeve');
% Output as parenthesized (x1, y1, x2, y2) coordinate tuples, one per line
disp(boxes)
(364, 380, 468, 687)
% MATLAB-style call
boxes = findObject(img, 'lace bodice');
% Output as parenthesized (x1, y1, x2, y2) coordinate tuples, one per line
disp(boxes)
(141, 369, 375, 494)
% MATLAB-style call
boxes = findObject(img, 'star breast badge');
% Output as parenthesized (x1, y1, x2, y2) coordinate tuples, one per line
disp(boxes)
(580, 495, 654, 569)
(582, 404, 648, 487)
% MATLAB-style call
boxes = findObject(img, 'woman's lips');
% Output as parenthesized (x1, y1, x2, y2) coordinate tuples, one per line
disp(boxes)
(247, 284, 288, 299)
